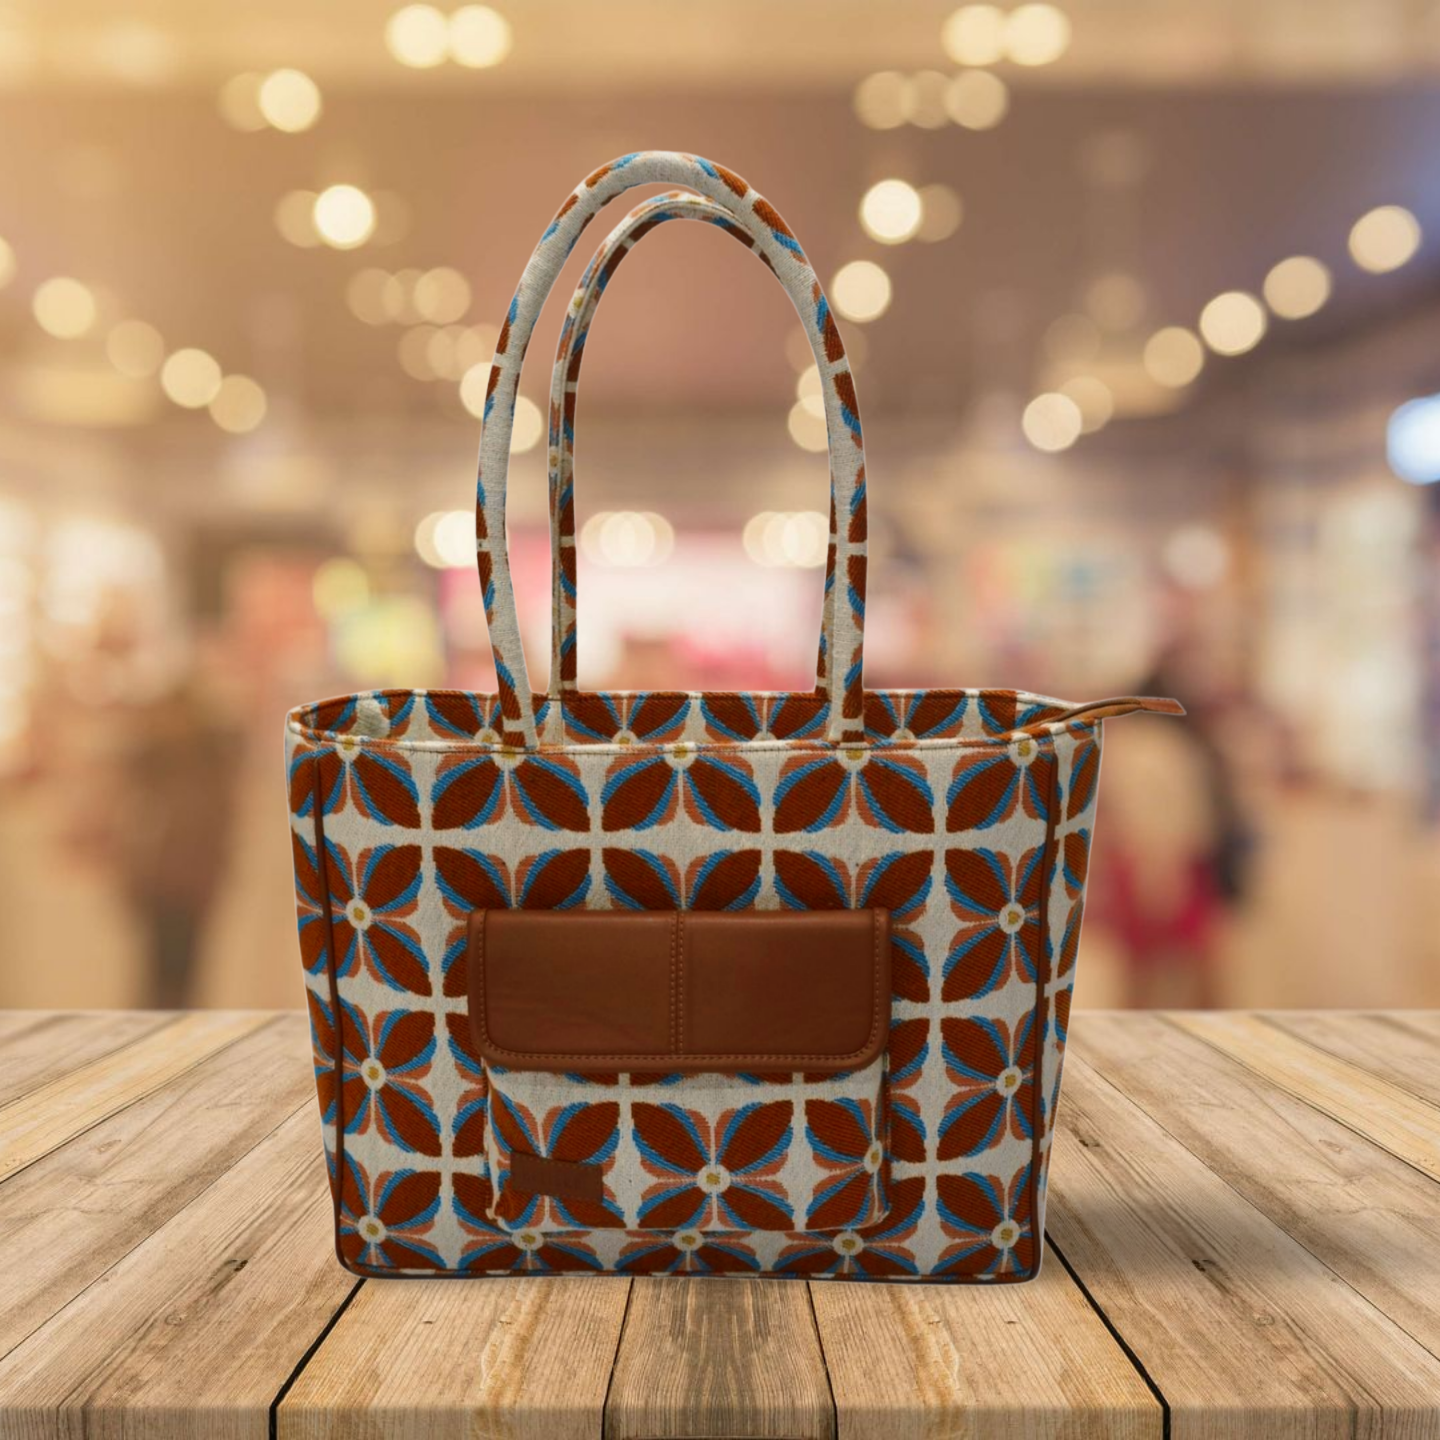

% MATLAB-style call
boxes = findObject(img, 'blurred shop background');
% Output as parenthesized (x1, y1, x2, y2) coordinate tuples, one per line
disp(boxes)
(1, 0, 1439, 1011)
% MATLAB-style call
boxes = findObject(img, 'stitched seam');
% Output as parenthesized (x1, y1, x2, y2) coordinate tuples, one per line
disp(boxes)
(669, 912, 679, 1057)
(674, 911, 685, 1058)
(285, 722, 1082, 758)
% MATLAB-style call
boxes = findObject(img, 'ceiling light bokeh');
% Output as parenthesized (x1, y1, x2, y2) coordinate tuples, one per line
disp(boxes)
(852, 70, 910, 130)
(1348, 204, 1422, 273)
(32, 277, 97, 338)
(743, 511, 829, 568)
(832, 260, 892, 322)
(1142, 326, 1206, 388)
(106, 319, 165, 377)
(415, 509, 474, 568)
(1004, 3, 1072, 65)
(1198, 290, 1267, 355)
(160, 348, 223, 408)
(256, 68, 322, 133)
(1022, 391, 1083, 451)
(312, 185, 377, 250)
(448, 5, 512, 67)
(1263, 255, 1332, 319)
(581, 511, 675, 568)
(945, 69, 1009, 129)
(941, 5, 1007, 66)
(386, 4, 451, 68)
(859, 179, 923, 244)
(209, 375, 268, 434)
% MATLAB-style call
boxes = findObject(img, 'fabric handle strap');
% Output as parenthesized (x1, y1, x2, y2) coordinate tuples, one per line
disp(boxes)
(476, 152, 868, 749)
(545, 188, 848, 709)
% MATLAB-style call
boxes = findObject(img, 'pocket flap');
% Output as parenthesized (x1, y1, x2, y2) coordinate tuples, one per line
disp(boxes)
(467, 909, 890, 1074)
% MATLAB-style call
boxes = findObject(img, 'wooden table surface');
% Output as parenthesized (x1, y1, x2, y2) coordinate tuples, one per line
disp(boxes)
(2, 1009, 1440, 1438)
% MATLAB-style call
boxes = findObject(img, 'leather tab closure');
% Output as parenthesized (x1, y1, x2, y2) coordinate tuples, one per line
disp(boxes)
(467, 908, 890, 1074)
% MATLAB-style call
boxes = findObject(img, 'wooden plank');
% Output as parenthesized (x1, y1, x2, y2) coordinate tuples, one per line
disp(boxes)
(0, 1106, 355, 1440)
(1170, 1010, 1440, 1182)
(606, 1278, 833, 1440)
(0, 1011, 173, 1107)
(278, 1275, 630, 1440)
(1264, 1010, 1440, 1108)
(812, 1262, 1161, 1440)
(0, 1014, 314, 1358)
(1047, 1048, 1440, 1438)
(1072, 1012, 1440, 1364)
(0, 1010, 274, 1183)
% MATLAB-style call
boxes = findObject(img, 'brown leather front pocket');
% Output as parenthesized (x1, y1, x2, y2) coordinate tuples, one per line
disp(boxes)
(466, 908, 895, 1236)
(468, 908, 890, 1074)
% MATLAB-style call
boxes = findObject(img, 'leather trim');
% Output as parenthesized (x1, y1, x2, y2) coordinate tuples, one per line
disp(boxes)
(509, 1152, 604, 1202)
(468, 908, 890, 1074)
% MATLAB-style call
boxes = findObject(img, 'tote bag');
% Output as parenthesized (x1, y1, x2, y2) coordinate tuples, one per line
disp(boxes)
(285, 151, 1181, 1283)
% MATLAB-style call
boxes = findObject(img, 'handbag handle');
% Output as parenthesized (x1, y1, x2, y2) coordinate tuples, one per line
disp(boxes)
(477, 152, 868, 748)
(544, 188, 850, 711)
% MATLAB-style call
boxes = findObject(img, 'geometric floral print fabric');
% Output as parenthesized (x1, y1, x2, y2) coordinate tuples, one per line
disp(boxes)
(287, 684, 1104, 1283)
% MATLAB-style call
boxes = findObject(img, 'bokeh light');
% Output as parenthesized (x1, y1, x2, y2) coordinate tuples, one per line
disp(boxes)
(832, 260, 892, 322)
(908, 72, 950, 129)
(1263, 255, 1332, 319)
(209, 374, 268, 433)
(1348, 205, 1422, 273)
(386, 4, 451, 68)
(1198, 290, 1267, 355)
(1387, 394, 1440, 485)
(1004, 4, 1072, 65)
(256, 68, 322, 133)
(941, 5, 1007, 66)
(743, 511, 829, 568)
(581, 511, 675, 567)
(1021, 391, 1083, 451)
(852, 71, 910, 130)
(449, 6, 512, 67)
(313, 185, 377, 250)
(1142, 325, 1205, 387)
(105, 319, 165, 377)
(413, 266, 472, 322)
(32, 277, 97, 338)
(945, 70, 1009, 129)
(859, 180, 923, 244)
(160, 348, 223, 408)
(414, 510, 474, 568)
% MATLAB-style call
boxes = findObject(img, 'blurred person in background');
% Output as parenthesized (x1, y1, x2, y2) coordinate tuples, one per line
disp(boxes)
(108, 673, 240, 1009)
(1090, 632, 1257, 1008)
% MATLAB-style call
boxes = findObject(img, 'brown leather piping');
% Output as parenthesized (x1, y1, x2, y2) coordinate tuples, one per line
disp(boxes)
(468, 908, 889, 1073)
(1024, 744, 1062, 1280)
(309, 752, 359, 1279)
